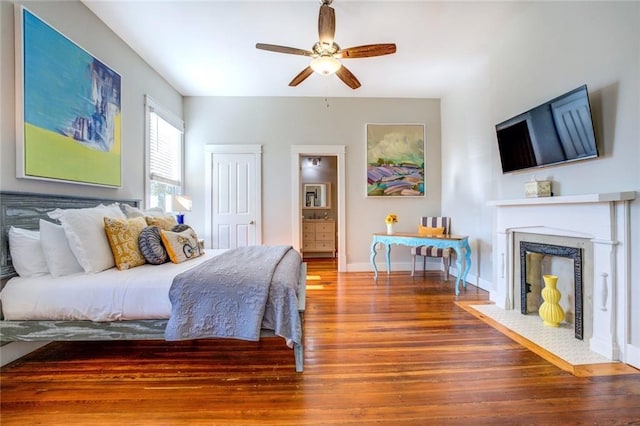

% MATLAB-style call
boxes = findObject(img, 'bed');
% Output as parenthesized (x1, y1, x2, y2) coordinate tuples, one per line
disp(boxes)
(0, 191, 306, 372)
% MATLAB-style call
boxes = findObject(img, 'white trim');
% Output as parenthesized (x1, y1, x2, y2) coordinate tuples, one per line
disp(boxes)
(488, 192, 635, 207)
(144, 96, 184, 131)
(291, 145, 347, 272)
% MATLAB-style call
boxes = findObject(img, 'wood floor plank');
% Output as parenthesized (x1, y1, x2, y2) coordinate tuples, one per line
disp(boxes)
(2, 258, 639, 425)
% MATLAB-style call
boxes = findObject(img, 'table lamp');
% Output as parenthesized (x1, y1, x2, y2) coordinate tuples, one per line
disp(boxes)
(170, 195, 192, 224)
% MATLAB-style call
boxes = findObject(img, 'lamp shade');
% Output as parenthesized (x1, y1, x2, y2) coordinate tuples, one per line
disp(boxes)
(170, 195, 192, 213)
(310, 55, 341, 75)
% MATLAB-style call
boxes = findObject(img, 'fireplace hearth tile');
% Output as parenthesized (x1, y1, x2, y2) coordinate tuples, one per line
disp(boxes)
(467, 304, 609, 365)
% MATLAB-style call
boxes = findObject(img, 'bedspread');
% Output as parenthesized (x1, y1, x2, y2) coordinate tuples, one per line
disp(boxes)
(165, 245, 301, 346)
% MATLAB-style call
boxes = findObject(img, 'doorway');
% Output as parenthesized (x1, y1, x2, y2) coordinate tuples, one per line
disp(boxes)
(291, 145, 346, 272)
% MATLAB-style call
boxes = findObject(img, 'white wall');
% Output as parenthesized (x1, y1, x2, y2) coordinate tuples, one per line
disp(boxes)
(0, 0, 182, 200)
(184, 97, 441, 269)
(441, 2, 640, 361)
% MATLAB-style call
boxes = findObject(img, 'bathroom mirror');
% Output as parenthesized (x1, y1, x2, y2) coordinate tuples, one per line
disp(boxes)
(303, 183, 330, 208)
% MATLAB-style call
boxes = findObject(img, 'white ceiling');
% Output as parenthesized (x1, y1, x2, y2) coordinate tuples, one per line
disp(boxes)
(82, 0, 522, 98)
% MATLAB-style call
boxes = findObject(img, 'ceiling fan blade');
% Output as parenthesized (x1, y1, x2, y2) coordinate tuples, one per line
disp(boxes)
(256, 43, 314, 57)
(289, 66, 314, 87)
(335, 44, 397, 59)
(318, 4, 336, 45)
(335, 65, 361, 90)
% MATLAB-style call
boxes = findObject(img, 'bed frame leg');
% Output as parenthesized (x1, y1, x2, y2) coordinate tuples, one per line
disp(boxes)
(294, 342, 304, 372)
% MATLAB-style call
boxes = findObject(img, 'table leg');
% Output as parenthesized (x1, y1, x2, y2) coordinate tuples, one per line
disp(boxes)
(462, 240, 472, 285)
(385, 244, 391, 274)
(453, 246, 464, 296)
(370, 240, 379, 279)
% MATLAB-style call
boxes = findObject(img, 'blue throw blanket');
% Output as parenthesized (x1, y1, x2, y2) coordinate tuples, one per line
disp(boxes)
(165, 245, 301, 345)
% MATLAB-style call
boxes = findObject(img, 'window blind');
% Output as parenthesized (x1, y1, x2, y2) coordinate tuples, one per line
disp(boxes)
(144, 95, 185, 209)
(149, 111, 183, 187)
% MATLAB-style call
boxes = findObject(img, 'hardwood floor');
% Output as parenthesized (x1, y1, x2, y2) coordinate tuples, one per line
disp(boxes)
(2, 258, 639, 425)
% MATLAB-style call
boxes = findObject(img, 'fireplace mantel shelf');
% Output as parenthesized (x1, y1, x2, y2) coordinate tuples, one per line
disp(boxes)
(487, 191, 635, 207)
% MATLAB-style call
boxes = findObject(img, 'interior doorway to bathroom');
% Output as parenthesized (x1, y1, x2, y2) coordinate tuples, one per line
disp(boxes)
(291, 146, 346, 272)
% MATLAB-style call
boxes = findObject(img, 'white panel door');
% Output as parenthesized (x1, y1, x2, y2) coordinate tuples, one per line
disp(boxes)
(551, 91, 597, 158)
(209, 150, 260, 249)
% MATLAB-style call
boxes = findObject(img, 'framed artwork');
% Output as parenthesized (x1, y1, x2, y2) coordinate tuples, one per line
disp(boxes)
(366, 124, 425, 197)
(15, 6, 122, 187)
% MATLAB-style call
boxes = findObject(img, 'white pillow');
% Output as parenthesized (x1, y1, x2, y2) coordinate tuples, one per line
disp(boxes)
(8, 227, 49, 277)
(47, 204, 125, 273)
(122, 204, 165, 219)
(39, 219, 84, 277)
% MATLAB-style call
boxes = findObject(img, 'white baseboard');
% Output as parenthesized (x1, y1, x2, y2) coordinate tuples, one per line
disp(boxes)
(625, 343, 640, 369)
(1, 341, 50, 366)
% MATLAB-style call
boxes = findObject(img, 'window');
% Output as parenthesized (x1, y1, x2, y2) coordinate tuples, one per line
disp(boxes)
(145, 96, 184, 210)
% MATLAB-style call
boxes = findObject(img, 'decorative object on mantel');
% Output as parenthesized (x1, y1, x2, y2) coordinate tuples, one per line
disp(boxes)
(385, 213, 398, 234)
(525, 176, 552, 198)
(539, 274, 565, 327)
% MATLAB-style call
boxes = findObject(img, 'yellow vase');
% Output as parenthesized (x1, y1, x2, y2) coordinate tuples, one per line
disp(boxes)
(538, 274, 565, 327)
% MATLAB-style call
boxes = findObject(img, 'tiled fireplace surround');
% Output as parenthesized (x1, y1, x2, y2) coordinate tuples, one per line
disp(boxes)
(489, 192, 635, 361)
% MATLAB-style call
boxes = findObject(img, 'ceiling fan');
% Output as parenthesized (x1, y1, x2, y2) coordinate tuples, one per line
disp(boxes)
(255, 0, 396, 90)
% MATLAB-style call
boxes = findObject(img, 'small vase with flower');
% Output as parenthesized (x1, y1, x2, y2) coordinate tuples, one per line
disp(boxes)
(385, 214, 398, 234)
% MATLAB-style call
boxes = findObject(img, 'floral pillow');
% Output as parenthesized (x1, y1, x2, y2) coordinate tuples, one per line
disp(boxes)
(104, 216, 147, 270)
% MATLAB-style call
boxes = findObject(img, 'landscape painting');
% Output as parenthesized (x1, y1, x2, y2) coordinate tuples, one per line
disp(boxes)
(17, 7, 122, 187)
(366, 124, 425, 197)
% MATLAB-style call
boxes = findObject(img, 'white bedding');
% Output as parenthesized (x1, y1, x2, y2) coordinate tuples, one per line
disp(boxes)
(0, 250, 227, 321)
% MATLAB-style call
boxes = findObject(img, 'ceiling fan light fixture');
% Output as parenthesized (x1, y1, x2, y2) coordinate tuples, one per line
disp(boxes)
(310, 55, 341, 75)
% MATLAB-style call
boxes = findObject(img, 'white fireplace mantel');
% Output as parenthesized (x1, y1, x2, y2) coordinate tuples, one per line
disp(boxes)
(488, 191, 635, 207)
(488, 191, 635, 362)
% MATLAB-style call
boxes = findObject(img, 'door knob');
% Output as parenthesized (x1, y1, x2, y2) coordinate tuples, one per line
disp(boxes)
(249, 220, 255, 225)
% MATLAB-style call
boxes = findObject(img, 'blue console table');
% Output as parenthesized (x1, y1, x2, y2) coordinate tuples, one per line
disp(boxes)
(370, 232, 472, 295)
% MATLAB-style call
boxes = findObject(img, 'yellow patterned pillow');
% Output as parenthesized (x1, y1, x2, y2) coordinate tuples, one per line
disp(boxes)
(145, 215, 177, 231)
(104, 216, 147, 270)
(160, 227, 203, 264)
(418, 226, 445, 236)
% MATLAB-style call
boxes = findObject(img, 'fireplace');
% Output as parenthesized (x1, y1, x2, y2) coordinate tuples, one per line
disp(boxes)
(488, 192, 634, 361)
(519, 240, 584, 340)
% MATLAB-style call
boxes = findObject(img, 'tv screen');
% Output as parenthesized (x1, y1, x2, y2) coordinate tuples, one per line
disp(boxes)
(495, 85, 599, 174)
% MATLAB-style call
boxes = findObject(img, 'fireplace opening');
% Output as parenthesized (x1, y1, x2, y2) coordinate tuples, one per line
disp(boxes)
(520, 241, 583, 340)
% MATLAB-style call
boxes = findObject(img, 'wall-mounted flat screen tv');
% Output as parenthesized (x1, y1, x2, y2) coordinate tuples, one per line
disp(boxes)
(495, 85, 599, 174)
